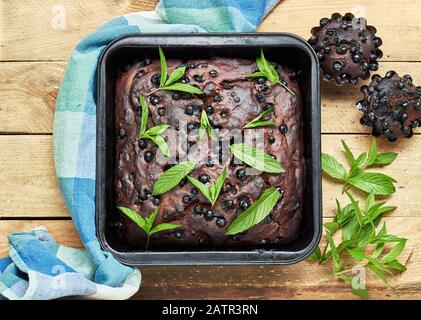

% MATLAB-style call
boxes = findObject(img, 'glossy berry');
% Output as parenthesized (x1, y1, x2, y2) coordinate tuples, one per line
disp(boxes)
(223, 200, 234, 208)
(213, 95, 223, 102)
(179, 178, 187, 187)
(194, 205, 203, 215)
(204, 210, 214, 221)
(119, 128, 126, 138)
(175, 231, 184, 239)
(144, 151, 153, 163)
(239, 197, 250, 210)
(157, 107, 166, 116)
(216, 218, 226, 228)
(279, 124, 288, 134)
(268, 135, 276, 144)
(205, 106, 214, 115)
(209, 70, 218, 77)
(264, 103, 274, 110)
(185, 106, 194, 116)
(172, 93, 180, 100)
(138, 139, 148, 149)
(150, 95, 160, 106)
(198, 174, 211, 184)
(191, 188, 199, 195)
(152, 197, 160, 206)
(236, 169, 246, 180)
(182, 195, 191, 204)
(193, 75, 203, 82)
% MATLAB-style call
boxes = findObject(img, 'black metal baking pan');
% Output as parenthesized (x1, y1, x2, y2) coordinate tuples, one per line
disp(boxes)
(96, 33, 321, 265)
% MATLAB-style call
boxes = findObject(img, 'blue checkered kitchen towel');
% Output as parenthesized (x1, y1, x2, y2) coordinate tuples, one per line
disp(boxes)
(0, 0, 280, 300)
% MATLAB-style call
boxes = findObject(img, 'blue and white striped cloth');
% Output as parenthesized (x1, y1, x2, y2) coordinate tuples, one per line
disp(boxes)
(0, 0, 280, 300)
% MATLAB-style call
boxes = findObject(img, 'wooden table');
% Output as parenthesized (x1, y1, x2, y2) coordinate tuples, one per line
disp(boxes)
(1, 0, 421, 300)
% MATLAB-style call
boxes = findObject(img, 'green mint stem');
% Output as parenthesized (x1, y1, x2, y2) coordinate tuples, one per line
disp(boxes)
(276, 81, 294, 95)
(145, 235, 150, 250)
(146, 88, 161, 96)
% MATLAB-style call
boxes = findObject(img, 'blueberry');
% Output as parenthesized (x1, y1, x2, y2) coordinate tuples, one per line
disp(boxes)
(257, 77, 266, 84)
(194, 205, 203, 215)
(333, 61, 343, 71)
(139, 194, 148, 201)
(213, 95, 223, 102)
(336, 45, 347, 55)
(157, 107, 166, 116)
(175, 231, 184, 239)
(308, 35, 318, 45)
(179, 178, 187, 187)
(264, 103, 274, 110)
(144, 151, 153, 163)
(138, 139, 148, 149)
(187, 122, 198, 133)
(152, 197, 160, 205)
(199, 174, 210, 184)
(320, 17, 330, 26)
(316, 51, 324, 61)
(361, 61, 370, 71)
(239, 197, 250, 210)
(221, 110, 229, 118)
(182, 195, 191, 204)
(172, 93, 180, 100)
(216, 218, 226, 228)
(193, 75, 203, 82)
(268, 135, 276, 144)
(144, 58, 151, 65)
(191, 188, 199, 195)
(279, 124, 288, 134)
(264, 216, 271, 224)
(350, 79, 358, 86)
(369, 63, 379, 71)
(373, 37, 382, 47)
(255, 93, 265, 102)
(223, 200, 234, 208)
(185, 106, 194, 116)
(150, 95, 160, 106)
(385, 71, 395, 79)
(352, 54, 361, 62)
(119, 128, 126, 139)
(205, 106, 214, 115)
(151, 73, 160, 85)
(144, 187, 152, 195)
(236, 169, 246, 180)
(234, 97, 241, 103)
(398, 82, 405, 89)
(189, 63, 197, 69)
(209, 70, 218, 77)
(204, 210, 214, 221)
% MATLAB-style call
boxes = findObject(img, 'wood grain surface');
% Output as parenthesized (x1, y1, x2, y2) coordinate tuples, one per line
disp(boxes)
(1, 0, 420, 300)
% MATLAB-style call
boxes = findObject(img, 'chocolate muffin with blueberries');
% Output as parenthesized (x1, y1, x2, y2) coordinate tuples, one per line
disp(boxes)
(358, 71, 421, 141)
(309, 12, 383, 85)
(114, 55, 305, 249)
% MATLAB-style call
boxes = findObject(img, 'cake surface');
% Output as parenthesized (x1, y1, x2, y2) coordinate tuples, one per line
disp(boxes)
(114, 56, 305, 249)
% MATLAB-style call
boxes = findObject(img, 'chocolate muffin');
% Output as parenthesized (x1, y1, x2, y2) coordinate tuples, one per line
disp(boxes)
(114, 56, 305, 249)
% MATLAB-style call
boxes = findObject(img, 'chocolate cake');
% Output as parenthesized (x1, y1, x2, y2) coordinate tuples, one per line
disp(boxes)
(114, 56, 305, 249)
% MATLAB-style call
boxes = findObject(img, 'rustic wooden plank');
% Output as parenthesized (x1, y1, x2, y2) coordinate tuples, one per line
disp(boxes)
(0, 219, 80, 257)
(259, 0, 421, 62)
(0, 136, 68, 217)
(0, 134, 419, 217)
(0, 62, 65, 134)
(0, 0, 159, 61)
(1, 0, 421, 61)
(1, 217, 418, 299)
(1, 61, 420, 134)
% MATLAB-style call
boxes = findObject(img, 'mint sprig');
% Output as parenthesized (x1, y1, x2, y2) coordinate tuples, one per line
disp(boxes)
(118, 207, 179, 249)
(138, 96, 170, 157)
(225, 187, 282, 235)
(243, 108, 275, 129)
(198, 110, 218, 141)
(230, 143, 284, 173)
(152, 161, 196, 195)
(322, 138, 397, 195)
(247, 49, 294, 95)
(148, 47, 202, 96)
(186, 167, 227, 206)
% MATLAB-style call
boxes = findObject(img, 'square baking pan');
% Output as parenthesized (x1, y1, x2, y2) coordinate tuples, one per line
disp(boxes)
(96, 33, 321, 265)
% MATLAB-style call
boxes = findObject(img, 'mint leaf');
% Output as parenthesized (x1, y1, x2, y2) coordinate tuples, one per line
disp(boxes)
(364, 192, 375, 214)
(384, 260, 406, 272)
(148, 135, 170, 157)
(209, 167, 227, 203)
(226, 187, 282, 235)
(345, 191, 364, 225)
(352, 288, 369, 300)
(373, 152, 397, 166)
(118, 206, 149, 233)
(153, 161, 196, 195)
(149, 222, 180, 236)
(161, 83, 202, 94)
(158, 47, 167, 87)
(348, 172, 396, 195)
(308, 246, 321, 261)
(198, 110, 217, 141)
(347, 247, 366, 262)
(325, 231, 340, 273)
(139, 96, 149, 138)
(322, 153, 348, 181)
(230, 143, 284, 173)
(145, 124, 170, 136)
(381, 239, 407, 264)
(366, 138, 378, 167)
(187, 167, 227, 205)
(247, 49, 294, 95)
(165, 66, 186, 86)
(243, 108, 275, 129)
(341, 140, 355, 165)
(144, 208, 159, 230)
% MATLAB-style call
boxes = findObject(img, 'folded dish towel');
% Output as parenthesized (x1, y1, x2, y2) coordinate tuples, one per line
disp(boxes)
(0, 0, 280, 300)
